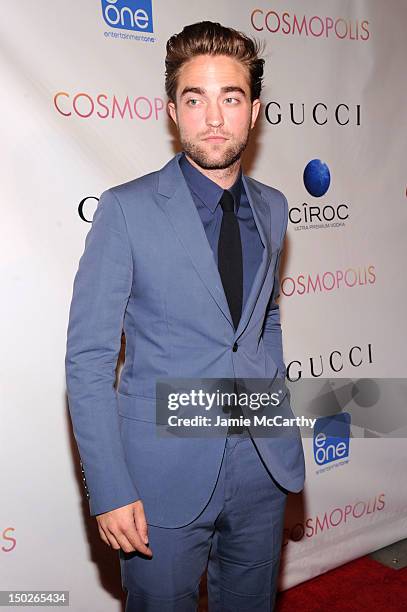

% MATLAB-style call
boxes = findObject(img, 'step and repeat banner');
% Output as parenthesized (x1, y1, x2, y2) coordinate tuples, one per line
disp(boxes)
(2, 1, 407, 610)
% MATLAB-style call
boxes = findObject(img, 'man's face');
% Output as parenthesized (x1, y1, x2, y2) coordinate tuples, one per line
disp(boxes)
(167, 54, 261, 170)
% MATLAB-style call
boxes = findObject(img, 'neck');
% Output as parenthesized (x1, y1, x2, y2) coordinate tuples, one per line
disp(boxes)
(184, 154, 241, 189)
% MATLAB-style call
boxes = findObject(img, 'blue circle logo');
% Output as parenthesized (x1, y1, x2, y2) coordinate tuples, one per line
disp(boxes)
(303, 159, 331, 197)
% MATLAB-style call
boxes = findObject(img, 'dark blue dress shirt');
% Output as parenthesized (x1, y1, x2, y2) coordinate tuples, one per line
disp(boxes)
(179, 152, 264, 311)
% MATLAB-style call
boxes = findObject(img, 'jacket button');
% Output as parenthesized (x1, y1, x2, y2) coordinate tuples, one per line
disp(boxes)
(232, 342, 238, 352)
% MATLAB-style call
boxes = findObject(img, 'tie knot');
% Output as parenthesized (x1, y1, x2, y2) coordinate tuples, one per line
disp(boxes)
(219, 190, 235, 213)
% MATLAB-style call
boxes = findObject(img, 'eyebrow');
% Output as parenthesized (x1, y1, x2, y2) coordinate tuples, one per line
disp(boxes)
(180, 86, 247, 98)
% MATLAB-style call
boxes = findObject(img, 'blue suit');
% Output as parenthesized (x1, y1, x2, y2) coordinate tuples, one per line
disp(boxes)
(65, 151, 305, 530)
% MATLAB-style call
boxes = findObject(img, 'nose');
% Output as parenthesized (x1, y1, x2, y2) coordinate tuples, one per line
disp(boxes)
(205, 101, 224, 128)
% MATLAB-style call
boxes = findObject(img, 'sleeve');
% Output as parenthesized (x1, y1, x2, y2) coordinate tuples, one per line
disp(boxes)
(65, 188, 141, 516)
(262, 191, 289, 381)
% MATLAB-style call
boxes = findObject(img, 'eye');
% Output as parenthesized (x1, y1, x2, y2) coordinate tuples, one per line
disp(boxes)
(186, 98, 200, 106)
(224, 97, 239, 104)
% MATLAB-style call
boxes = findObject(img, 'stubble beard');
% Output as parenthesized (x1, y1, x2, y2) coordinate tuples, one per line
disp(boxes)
(179, 129, 250, 171)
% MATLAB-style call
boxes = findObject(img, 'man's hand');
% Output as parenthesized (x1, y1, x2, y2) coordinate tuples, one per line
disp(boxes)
(96, 500, 152, 557)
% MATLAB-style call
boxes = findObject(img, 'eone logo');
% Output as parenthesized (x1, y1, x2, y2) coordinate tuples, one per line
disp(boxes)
(313, 413, 350, 466)
(101, 0, 153, 33)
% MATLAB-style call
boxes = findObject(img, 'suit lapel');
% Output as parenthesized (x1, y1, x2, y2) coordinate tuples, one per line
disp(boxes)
(235, 174, 272, 339)
(157, 154, 234, 328)
(156, 153, 272, 336)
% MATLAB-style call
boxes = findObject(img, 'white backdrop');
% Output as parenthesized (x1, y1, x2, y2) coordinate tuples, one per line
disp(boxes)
(2, 1, 407, 610)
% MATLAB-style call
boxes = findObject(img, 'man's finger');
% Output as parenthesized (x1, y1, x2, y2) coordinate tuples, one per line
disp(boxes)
(97, 525, 111, 547)
(104, 529, 121, 550)
(121, 525, 153, 557)
(133, 505, 149, 545)
(112, 531, 139, 554)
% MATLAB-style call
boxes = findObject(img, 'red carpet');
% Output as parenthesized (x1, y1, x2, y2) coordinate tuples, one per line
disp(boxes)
(275, 555, 407, 611)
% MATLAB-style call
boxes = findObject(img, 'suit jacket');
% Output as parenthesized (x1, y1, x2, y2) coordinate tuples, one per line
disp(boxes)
(65, 152, 305, 527)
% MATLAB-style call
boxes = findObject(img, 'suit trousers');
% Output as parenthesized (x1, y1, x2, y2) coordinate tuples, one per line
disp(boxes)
(120, 430, 288, 611)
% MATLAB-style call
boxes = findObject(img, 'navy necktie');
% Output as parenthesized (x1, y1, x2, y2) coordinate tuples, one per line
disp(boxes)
(217, 190, 243, 330)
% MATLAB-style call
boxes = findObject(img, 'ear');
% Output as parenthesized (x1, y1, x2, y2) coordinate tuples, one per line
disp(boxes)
(167, 100, 178, 126)
(250, 99, 261, 129)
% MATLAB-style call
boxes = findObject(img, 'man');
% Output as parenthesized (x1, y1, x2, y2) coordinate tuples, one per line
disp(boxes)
(65, 21, 305, 611)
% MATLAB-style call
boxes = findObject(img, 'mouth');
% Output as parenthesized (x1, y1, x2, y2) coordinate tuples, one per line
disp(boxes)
(202, 136, 228, 143)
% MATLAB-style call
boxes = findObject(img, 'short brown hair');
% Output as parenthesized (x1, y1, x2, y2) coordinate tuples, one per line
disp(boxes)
(165, 21, 265, 103)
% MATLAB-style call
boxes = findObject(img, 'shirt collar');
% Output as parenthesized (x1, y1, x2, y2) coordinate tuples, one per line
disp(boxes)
(179, 151, 242, 213)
